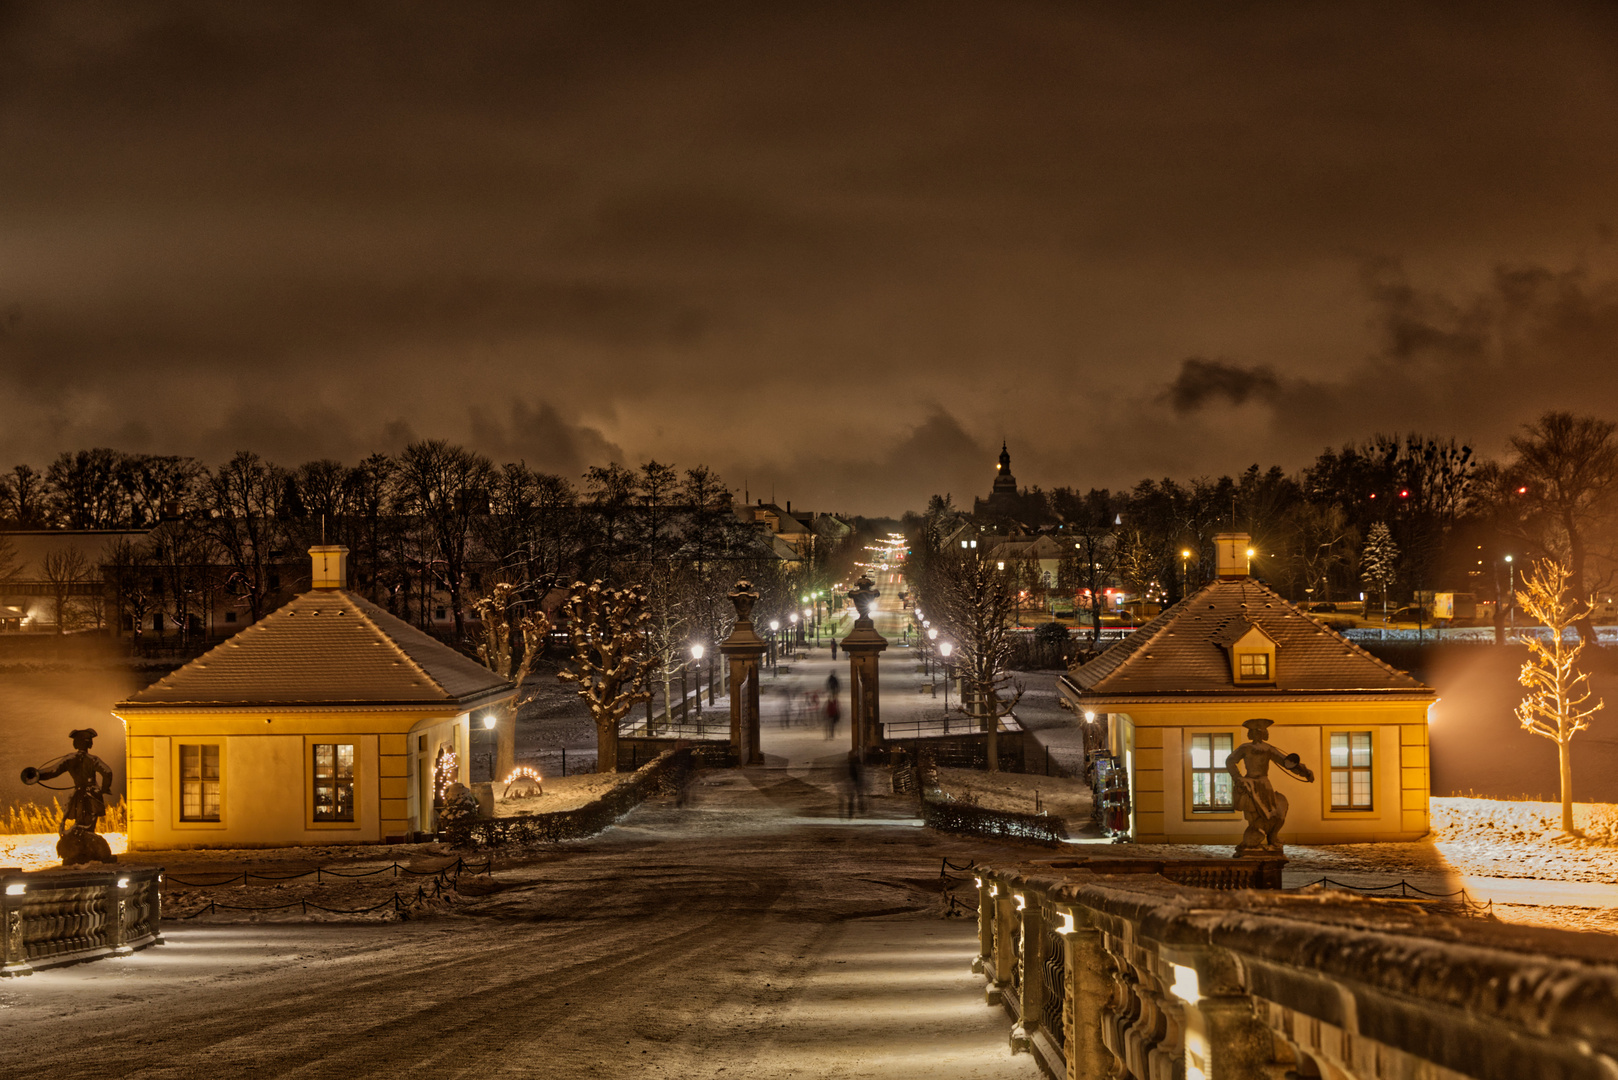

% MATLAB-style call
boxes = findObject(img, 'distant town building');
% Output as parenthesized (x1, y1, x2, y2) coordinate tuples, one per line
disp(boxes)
(1061, 532, 1435, 845)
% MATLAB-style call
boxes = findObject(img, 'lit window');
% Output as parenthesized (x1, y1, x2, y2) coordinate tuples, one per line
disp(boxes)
(1189, 734, 1235, 811)
(1329, 732, 1373, 810)
(312, 744, 355, 822)
(179, 744, 220, 822)
(1238, 653, 1270, 679)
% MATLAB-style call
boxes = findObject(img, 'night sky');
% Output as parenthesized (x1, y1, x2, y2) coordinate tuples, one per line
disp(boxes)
(5, 2, 1618, 515)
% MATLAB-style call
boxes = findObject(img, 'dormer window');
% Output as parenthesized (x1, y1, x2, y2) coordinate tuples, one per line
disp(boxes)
(1215, 620, 1277, 685)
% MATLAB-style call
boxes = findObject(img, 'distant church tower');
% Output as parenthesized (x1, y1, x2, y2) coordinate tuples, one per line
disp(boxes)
(974, 441, 1021, 518)
(992, 441, 1017, 497)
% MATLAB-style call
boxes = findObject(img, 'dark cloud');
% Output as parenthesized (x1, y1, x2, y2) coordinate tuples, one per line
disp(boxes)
(4, 2, 1618, 511)
(467, 401, 623, 479)
(1161, 358, 1282, 414)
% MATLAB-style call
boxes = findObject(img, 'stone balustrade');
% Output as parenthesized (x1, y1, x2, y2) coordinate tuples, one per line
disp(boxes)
(1, 864, 163, 976)
(974, 861, 1618, 1080)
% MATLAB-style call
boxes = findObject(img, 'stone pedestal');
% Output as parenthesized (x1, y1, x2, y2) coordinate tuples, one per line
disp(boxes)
(840, 575, 888, 756)
(720, 581, 768, 766)
(843, 627, 888, 755)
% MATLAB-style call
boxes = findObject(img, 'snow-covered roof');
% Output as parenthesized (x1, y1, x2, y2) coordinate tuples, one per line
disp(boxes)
(1064, 577, 1432, 701)
(117, 589, 513, 711)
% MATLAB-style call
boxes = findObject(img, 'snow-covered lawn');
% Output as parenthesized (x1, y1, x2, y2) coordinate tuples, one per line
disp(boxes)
(932, 766, 1091, 829)
(493, 771, 630, 816)
(0, 831, 127, 872)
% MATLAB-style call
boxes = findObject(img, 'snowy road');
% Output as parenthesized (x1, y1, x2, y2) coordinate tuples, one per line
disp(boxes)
(1, 600, 1042, 1080)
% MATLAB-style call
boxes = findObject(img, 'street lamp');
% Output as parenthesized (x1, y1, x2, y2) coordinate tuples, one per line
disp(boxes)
(1180, 548, 1191, 597)
(927, 626, 938, 679)
(690, 644, 705, 718)
(939, 640, 954, 730)
(1505, 555, 1515, 631)
(789, 612, 798, 654)
(769, 619, 780, 676)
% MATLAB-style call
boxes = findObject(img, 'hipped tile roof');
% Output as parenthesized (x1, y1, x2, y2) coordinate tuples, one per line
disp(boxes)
(1066, 577, 1432, 699)
(119, 590, 513, 709)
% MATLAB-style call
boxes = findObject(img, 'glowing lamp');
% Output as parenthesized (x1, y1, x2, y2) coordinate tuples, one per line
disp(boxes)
(4, 883, 24, 896)
(1013, 893, 1026, 911)
(939, 642, 953, 658)
(1169, 963, 1201, 1004)
(482, 714, 497, 730)
(691, 644, 704, 661)
(116, 877, 130, 889)
(927, 628, 937, 641)
(769, 620, 779, 631)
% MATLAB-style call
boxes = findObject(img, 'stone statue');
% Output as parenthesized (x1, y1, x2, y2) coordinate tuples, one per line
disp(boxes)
(20, 728, 117, 865)
(1224, 717, 1314, 857)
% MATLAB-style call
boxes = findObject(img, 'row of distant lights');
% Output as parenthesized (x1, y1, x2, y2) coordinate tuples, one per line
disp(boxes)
(911, 609, 954, 659)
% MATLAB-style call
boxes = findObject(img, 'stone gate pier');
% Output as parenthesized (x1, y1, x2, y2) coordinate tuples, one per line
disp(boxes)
(973, 859, 1618, 1080)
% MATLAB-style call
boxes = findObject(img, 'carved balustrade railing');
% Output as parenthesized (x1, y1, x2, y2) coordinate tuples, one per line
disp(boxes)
(973, 860, 1618, 1080)
(1, 864, 163, 976)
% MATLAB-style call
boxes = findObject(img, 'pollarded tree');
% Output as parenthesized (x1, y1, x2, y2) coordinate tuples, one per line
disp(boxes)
(1515, 558, 1604, 835)
(1360, 522, 1399, 623)
(474, 581, 553, 779)
(556, 580, 652, 773)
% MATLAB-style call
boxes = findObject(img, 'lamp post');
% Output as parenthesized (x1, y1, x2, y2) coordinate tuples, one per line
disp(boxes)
(939, 640, 953, 732)
(789, 612, 798, 655)
(1505, 555, 1515, 631)
(769, 619, 780, 676)
(690, 643, 705, 723)
(1180, 548, 1191, 599)
(481, 713, 497, 781)
(927, 626, 938, 682)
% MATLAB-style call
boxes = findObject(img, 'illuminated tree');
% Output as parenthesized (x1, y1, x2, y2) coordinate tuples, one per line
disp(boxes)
(556, 580, 652, 773)
(1515, 559, 1604, 835)
(926, 549, 1023, 772)
(474, 581, 552, 779)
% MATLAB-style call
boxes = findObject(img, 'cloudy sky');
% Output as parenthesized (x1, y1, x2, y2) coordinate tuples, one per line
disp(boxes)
(5, 1, 1618, 514)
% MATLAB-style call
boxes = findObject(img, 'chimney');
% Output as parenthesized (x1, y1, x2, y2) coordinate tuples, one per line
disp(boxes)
(309, 546, 349, 590)
(1213, 533, 1251, 580)
(786, 500, 791, 513)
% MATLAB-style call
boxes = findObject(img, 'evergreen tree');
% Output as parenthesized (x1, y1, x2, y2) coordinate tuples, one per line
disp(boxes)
(1360, 522, 1399, 623)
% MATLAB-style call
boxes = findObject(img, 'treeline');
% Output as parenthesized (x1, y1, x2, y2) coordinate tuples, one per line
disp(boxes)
(0, 442, 858, 648)
(910, 412, 1618, 637)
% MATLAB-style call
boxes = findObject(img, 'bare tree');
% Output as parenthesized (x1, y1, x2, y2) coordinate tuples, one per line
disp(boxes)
(41, 545, 91, 634)
(1515, 559, 1604, 835)
(397, 440, 495, 639)
(205, 451, 286, 622)
(0, 464, 46, 527)
(925, 549, 1023, 772)
(556, 580, 652, 773)
(1509, 412, 1618, 643)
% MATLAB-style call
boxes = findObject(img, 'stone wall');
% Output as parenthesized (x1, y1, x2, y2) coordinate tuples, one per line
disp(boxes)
(1, 864, 163, 976)
(973, 862, 1618, 1080)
